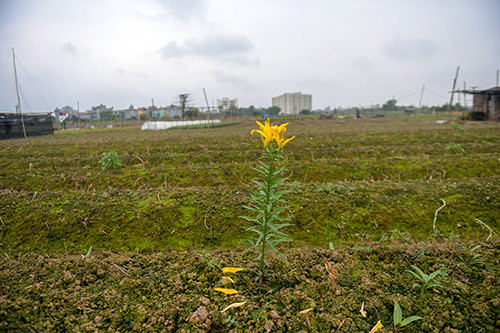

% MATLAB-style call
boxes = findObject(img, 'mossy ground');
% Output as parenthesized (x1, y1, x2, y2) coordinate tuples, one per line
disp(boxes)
(1, 240, 498, 332)
(0, 117, 499, 331)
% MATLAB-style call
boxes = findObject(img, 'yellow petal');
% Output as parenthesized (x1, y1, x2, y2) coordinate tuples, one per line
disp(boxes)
(214, 288, 238, 295)
(277, 123, 289, 133)
(369, 320, 383, 333)
(264, 134, 274, 146)
(255, 120, 265, 130)
(222, 276, 235, 283)
(299, 308, 314, 314)
(280, 136, 295, 148)
(221, 301, 246, 313)
(251, 129, 264, 136)
(222, 267, 244, 274)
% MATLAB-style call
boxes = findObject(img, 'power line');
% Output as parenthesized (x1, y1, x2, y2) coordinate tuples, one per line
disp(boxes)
(395, 88, 421, 101)
(14, 54, 52, 112)
(18, 84, 33, 113)
(424, 88, 448, 99)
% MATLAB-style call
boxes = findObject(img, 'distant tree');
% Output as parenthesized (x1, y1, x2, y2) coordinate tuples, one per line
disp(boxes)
(434, 103, 449, 112)
(251, 107, 265, 117)
(454, 102, 466, 111)
(234, 107, 245, 117)
(228, 105, 238, 117)
(100, 110, 116, 121)
(140, 113, 150, 121)
(185, 108, 200, 119)
(299, 109, 310, 115)
(178, 93, 191, 120)
(266, 106, 281, 115)
(382, 99, 398, 111)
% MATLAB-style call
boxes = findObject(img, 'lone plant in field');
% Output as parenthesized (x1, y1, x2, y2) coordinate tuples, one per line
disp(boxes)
(99, 151, 122, 169)
(406, 264, 444, 298)
(393, 301, 422, 332)
(445, 142, 465, 155)
(242, 119, 295, 280)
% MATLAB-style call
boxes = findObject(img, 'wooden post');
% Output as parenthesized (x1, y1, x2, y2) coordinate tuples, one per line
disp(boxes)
(463, 81, 467, 110)
(447, 66, 460, 121)
(417, 84, 425, 114)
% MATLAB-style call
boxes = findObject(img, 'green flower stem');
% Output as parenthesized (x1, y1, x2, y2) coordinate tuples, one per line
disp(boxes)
(260, 146, 277, 275)
(243, 139, 291, 281)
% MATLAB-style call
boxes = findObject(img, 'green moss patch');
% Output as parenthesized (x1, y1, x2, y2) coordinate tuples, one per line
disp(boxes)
(0, 241, 498, 331)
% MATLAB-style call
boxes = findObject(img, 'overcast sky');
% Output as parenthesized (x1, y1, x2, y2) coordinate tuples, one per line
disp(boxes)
(0, 0, 499, 112)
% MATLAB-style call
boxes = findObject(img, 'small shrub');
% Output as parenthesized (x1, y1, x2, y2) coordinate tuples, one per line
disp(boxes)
(99, 151, 122, 169)
(406, 265, 445, 297)
(445, 142, 465, 154)
(393, 301, 422, 332)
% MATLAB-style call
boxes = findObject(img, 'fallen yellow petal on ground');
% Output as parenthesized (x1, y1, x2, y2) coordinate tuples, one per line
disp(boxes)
(222, 267, 244, 274)
(221, 276, 235, 283)
(214, 288, 238, 295)
(221, 302, 246, 313)
(369, 320, 383, 333)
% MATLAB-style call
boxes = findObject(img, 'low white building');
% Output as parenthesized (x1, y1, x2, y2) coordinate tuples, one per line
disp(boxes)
(272, 92, 312, 115)
(217, 98, 238, 112)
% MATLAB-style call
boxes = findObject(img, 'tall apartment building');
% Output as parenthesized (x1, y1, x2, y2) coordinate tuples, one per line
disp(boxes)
(217, 98, 238, 112)
(272, 92, 312, 115)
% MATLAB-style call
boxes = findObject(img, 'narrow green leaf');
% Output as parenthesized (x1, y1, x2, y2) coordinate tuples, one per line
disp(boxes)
(410, 265, 427, 279)
(400, 316, 423, 327)
(427, 270, 442, 282)
(394, 302, 402, 326)
(406, 270, 423, 282)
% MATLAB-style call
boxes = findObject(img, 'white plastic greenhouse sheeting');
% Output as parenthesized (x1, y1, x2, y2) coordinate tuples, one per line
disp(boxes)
(141, 120, 221, 130)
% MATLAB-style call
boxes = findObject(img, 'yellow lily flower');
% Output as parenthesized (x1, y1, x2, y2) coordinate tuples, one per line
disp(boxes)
(251, 119, 278, 147)
(214, 288, 238, 295)
(273, 123, 295, 148)
(222, 267, 244, 274)
(369, 320, 383, 333)
(251, 119, 294, 148)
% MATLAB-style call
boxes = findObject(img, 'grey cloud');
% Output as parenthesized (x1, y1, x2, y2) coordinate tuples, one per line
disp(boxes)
(213, 70, 246, 84)
(115, 68, 150, 78)
(352, 56, 372, 70)
(160, 34, 258, 66)
(160, 41, 185, 58)
(185, 35, 253, 57)
(61, 42, 78, 55)
(156, 0, 207, 21)
(383, 37, 437, 61)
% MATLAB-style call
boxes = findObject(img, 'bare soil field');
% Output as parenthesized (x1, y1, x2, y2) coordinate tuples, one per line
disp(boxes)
(0, 117, 498, 331)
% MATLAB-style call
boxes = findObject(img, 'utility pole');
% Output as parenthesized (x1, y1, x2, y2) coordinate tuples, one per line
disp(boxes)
(77, 101, 80, 123)
(203, 88, 213, 122)
(463, 82, 467, 109)
(496, 69, 499, 86)
(447, 66, 460, 121)
(12, 48, 27, 138)
(151, 98, 155, 120)
(417, 84, 425, 114)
